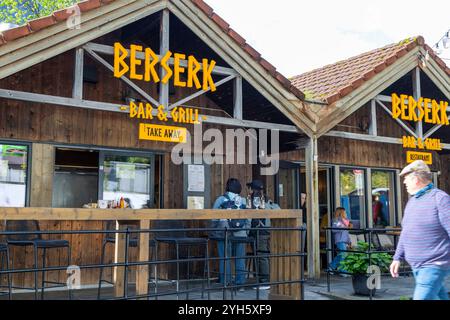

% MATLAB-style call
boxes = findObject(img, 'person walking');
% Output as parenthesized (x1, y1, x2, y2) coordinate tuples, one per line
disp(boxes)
(329, 207, 352, 275)
(390, 160, 450, 300)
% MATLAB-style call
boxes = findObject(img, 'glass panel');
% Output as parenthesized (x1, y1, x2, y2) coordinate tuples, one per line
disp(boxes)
(0, 144, 28, 207)
(340, 168, 365, 228)
(102, 155, 151, 209)
(372, 170, 395, 227)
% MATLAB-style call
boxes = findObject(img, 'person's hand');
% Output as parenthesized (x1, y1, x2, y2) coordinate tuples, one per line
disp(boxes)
(390, 260, 401, 278)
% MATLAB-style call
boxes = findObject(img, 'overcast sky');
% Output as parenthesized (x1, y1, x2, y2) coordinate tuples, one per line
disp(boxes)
(205, 0, 450, 77)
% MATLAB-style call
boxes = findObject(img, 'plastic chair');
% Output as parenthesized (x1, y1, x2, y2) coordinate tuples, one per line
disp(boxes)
(97, 221, 157, 299)
(6, 220, 71, 300)
(0, 243, 12, 299)
(154, 236, 210, 300)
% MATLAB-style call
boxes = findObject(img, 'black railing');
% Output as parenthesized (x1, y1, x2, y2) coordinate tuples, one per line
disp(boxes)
(324, 226, 411, 300)
(0, 225, 307, 300)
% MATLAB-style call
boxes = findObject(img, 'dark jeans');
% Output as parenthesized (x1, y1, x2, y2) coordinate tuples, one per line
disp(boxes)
(256, 234, 270, 283)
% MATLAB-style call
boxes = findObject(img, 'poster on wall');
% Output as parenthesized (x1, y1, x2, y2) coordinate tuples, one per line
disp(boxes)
(187, 196, 205, 209)
(188, 164, 205, 192)
(0, 160, 8, 179)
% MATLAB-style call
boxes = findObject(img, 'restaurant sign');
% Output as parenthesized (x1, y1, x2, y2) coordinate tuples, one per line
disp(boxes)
(139, 124, 187, 143)
(406, 151, 432, 165)
(391, 93, 449, 125)
(391, 93, 449, 165)
(114, 43, 216, 143)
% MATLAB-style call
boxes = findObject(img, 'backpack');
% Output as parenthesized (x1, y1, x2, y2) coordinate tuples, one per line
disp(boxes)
(219, 193, 247, 229)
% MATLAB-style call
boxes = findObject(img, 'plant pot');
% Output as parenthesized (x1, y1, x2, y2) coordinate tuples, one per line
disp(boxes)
(352, 274, 376, 296)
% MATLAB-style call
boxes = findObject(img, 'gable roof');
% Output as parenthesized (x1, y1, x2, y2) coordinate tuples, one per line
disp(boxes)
(0, 0, 305, 101)
(290, 36, 450, 105)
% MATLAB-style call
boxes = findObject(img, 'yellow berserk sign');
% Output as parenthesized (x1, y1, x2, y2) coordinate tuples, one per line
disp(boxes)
(406, 151, 432, 165)
(139, 124, 187, 143)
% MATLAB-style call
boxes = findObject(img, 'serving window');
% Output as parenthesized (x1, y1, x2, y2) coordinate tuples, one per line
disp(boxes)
(0, 143, 29, 207)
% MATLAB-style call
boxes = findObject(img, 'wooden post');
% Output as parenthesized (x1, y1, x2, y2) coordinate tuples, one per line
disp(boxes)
(136, 220, 150, 298)
(114, 221, 127, 297)
(269, 216, 302, 299)
(159, 9, 170, 108)
(305, 137, 320, 279)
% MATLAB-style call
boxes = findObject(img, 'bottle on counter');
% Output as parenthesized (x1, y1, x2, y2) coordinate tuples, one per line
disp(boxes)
(246, 193, 252, 208)
(261, 193, 266, 209)
(119, 197, 125, 209)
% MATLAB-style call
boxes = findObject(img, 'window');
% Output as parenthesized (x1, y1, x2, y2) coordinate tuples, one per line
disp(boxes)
(101, 154, 154, 209)
(340, 168, 366, 228)
(371, 170, 396, 227)
(0, 144, 28, 207)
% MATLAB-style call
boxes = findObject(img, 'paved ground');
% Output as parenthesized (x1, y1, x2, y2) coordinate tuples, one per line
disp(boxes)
(1, 273, 449, 300)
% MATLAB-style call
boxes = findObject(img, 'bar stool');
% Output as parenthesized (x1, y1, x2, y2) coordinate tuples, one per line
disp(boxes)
(97, 222, 157, 299)
(154, 237, 210, 300)
(6, 220, 71, 300)
(0, 243, 12, 299)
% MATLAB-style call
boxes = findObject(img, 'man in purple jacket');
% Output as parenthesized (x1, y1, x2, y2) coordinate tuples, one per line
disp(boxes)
(390, 160, 450, 300)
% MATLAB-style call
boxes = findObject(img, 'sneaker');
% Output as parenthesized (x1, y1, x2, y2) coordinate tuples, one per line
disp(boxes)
(253, 285, 271, 290)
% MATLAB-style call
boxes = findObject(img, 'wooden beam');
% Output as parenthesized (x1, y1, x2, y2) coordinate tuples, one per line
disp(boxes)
(168, 74, 236, 111)
(84, 42, 238, 76)
(305, 137, 320, 279)
(369, 99, 377, 136)
(159, 9, 170, 108)
(0, 0, 166, 78)
(83, 46, 160, 106)
(412, 67, 423, 138)
(375, 99, 417, 137)
(0, 207, 301, 220)
(325, 130, 450, 150)
(423, 124, 443, 139)
(72, 48, 84, 99)
(0, 88, 301, 133)
(233, 76, 243, 120)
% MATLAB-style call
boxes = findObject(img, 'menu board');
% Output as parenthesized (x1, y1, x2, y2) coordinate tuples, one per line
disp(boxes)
(187, 164, 205, 192)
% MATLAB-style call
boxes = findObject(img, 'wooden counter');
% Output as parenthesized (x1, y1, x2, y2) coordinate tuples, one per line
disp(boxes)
(0, 208, 303, 300)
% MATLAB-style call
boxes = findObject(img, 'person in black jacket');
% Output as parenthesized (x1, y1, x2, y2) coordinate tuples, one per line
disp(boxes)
(247, 179, 273, 290)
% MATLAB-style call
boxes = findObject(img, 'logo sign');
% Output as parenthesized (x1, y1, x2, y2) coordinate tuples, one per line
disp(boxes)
(391, 94, 449, 126)
(406, 151, 432, 164)
(402, 136, 442, 151)
(139, 124, 187, 143)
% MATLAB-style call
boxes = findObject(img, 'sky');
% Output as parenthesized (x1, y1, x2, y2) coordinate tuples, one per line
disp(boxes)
(205, 0, 450, 77)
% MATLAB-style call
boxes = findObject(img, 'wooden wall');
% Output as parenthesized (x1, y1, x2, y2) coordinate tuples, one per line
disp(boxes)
(0, 46, 255, 287)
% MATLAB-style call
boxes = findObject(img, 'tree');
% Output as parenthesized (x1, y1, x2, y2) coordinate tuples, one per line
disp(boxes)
(0, 0, 78, 26)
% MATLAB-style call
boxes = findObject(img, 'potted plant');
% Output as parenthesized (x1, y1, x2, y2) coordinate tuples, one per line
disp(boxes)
(338, 241, 392, 296)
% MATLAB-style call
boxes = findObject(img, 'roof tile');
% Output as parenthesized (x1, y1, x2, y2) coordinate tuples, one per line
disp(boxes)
(2, 25, 31, 42)
(290, 36, 449, 104)
(53, 7, 75, 21)
(28, 15, 57, 32)
(211, 13, 230, 32)
(228, 28, 246, 46)
(243, 44, 261, 60)
(260, 58, 277, 76)
(191, 0, 214, 17)
(78, 0, 102, 12)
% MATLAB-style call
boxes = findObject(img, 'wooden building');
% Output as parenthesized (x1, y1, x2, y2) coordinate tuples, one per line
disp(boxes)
(0, 0, 448, 295)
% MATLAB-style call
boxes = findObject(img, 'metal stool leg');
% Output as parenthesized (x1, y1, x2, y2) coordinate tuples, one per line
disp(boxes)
(67, 246, 72, 300)
(6, 247, 12, 300)
(155, 241, 159, 300)
(41, 247, 46, 300)
(33, 245, 38, 300)
(97, 240, 108, 299)
(176, 243, 180, 300)
(186, 245, 190, 300)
